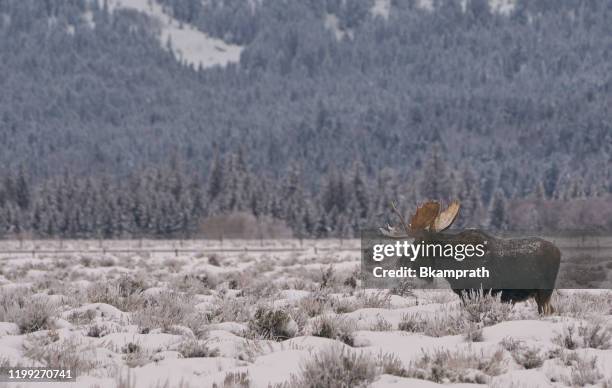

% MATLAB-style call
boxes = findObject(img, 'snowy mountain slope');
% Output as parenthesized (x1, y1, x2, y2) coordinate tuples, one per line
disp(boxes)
(414, 0, 516, 15)
(106, 0, 242, 68)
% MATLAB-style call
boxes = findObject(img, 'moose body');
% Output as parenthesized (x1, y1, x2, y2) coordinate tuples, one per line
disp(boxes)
(383, 200, 562, 315)
(417, 229, 561, 315)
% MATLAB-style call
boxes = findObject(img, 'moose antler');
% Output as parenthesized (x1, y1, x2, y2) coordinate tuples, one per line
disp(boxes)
(433, 200, 460, 232)
(380, 200, 461, 237)
(409, 201, 440, 232)
(379, 202, 410, 238)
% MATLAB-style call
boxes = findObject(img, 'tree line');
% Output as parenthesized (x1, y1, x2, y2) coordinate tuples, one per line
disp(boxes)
(1, 147, 609, 238)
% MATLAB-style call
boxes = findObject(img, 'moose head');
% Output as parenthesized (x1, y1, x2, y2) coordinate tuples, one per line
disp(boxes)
(382, 199, 462, 239)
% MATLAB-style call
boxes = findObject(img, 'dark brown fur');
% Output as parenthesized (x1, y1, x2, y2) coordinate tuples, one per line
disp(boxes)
(419, 229, 561, 315)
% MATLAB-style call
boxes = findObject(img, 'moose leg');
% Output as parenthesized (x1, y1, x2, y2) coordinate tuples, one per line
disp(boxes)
(535, 289, 554, 315)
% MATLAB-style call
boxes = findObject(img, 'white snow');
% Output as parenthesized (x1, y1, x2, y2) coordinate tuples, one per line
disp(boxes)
(371, 0, 391, 20)
(489, 369, 553, 387)
(373, 374, 482, 387)
(324, 14, 353, 41)
(490, 0, 516, 15)
(0, 322, 19, 337)
(105, 0, 242, 68)
(417, 0, 516, 15)
(83, 10, 95, 28)
(0, 239, 610, 387)
(417, 0, 435, 12)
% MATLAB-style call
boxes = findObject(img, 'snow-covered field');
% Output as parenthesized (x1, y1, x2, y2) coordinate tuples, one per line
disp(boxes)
(0, 240, 611, 388)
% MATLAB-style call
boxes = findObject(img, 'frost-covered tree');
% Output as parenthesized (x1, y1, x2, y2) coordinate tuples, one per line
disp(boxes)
(419, 145, 453, 202)
(488, 189, 508, 231)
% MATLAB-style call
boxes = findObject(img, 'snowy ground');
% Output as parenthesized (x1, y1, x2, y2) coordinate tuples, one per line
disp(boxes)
(0, 240, 611, 388)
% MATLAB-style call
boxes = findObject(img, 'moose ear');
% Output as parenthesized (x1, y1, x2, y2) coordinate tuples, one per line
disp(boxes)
(409, 201, 440, 232)
(433, 200, 460, 232)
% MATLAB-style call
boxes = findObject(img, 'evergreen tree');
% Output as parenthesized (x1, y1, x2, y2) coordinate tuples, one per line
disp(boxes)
(543, 162, 560, 199)
(351, 162, 369, 220)
(15, 167, 30, 210)
(456, 165, 482, 228)
(489, 189, 508, 231)
(207, 153, 223, 201)
(419, 145, 453, 202)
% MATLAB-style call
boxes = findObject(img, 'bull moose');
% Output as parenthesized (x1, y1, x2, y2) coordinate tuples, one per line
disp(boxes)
(381, 200, 561, 314)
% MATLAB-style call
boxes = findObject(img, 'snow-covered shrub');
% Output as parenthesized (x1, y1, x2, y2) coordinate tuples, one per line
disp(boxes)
(97, 256, 116, 267)
(390, 279, 414, 297)
(500, 337, 544, 369)
(16, 300, 56, 333)
(577, 321, 612, 349)
(464, 322, 484, 342)
(208, 254, 222, 267)
(169, 273, 213, 294)
(0, 292, 57, 333)
(132, 291, 208, 337)
(87, 275, 145, 312)
(422, 290, 457, 305)
(511, 347, 544, 369)
(329, 296, 360, 314)
(513, 347, 543, 369)
(399, 291, 511, 337)
(567, 353, 602, 386)
(248, 306, 297, 340)
(298, 291, 329, 317)
(86, 324, 104, 338)
(343, 273, 358, 290)
(551, 290, 612, 318)
(405, 348, 507, 384)
(398, 310, 465, 337)
(209, 294, 252, 323)
(287, 277, 315, 291)
(378, 352, 409, 377)
(163, 258, 186, 272)
(554, 321, 612, 350)
(309, 315, 356, 346)
(243, 278, 279, 299)
(24, 335, 99, 373)
(398, 312, 427, 333)
(319, 265, 336, 290)
(67, 308, 96, 325)
(554, 325, 580, 350)
(178, 339, 219, 358)
(117, 273, 148, 295)
(84, 322, 117, 338)
(356, 290, 391, 309)
(499, 337, 523, 352)
(460, 289, 512, 326)
(79, 256, 94, 267)
(371, 315, 393, 331)
(213, 371, 251, 388)
(288, 346, 379, 388)
(121, 341, 151, 368)
(287, 305, 309, 334)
